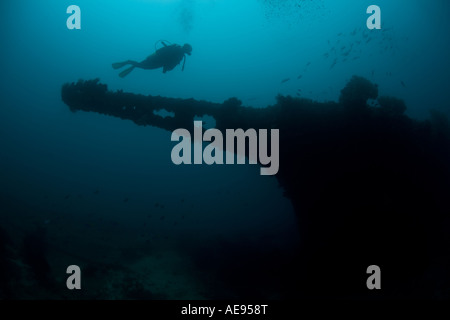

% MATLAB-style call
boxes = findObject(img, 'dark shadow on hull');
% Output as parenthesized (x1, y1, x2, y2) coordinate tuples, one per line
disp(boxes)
(61, 76, 450, 298)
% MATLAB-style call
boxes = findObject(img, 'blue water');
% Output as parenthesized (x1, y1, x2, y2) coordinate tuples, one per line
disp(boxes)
(1, 0, 449, 299)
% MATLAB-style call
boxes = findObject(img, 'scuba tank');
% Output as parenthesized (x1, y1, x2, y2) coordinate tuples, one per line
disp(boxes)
(154, 39, 172, 51)
(154, 40, 189, 72)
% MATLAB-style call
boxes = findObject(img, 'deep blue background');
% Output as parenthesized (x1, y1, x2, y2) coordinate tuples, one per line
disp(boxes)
(1, 0, 449, 298)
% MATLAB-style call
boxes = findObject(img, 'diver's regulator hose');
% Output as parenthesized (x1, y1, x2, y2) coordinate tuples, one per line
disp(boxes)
(154, 39, 172, 51)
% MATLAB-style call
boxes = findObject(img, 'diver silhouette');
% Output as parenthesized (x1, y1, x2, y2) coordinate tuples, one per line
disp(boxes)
(112, 41, 192, 78)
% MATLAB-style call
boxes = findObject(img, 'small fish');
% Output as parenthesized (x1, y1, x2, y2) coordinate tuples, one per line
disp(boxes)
(297, 88, 302, 92)
(93, 189, 99, 195)
(306, 62, 311, 66)
(64, 194, 70, 200)
(123, 197, 129, 203)
(281, 78, 290, 84)
(401, 81, 406, 87)
(297, 75, 302, 79)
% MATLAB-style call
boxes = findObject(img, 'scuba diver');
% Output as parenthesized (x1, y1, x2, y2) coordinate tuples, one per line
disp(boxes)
(112, 41, 192, 78)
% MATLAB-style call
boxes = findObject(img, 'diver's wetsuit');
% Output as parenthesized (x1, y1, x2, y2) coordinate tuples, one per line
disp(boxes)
(113, 43, 190, 77)
(129, 45, 186, 72)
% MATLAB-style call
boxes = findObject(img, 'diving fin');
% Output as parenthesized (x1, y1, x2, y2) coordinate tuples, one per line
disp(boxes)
(119, 66, 135, 78)
(112, 61, 129, 69)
